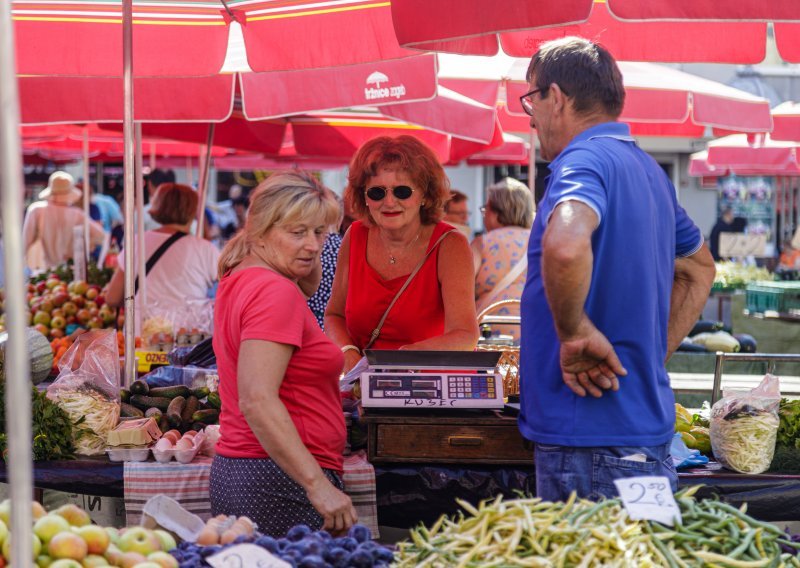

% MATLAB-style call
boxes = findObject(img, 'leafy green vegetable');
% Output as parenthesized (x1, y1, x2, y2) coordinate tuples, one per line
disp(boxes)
(0, 378, 87, 461)
(776, 398, 800, 449)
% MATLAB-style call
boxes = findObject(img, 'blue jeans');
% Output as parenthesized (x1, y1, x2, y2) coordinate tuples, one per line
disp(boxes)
(534, 441, 676, 502)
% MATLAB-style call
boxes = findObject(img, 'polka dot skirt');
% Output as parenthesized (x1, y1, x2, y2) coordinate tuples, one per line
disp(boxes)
(210, 455, 343, 538)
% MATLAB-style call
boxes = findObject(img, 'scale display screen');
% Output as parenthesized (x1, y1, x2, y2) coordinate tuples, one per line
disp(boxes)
(361, 373, 504, 409)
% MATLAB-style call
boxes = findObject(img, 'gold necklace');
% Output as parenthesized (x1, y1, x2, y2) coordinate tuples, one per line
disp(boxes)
(380, 229, 422, 264)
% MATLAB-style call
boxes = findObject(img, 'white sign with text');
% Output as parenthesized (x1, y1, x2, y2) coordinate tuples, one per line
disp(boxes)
(614, 476, 682, 526)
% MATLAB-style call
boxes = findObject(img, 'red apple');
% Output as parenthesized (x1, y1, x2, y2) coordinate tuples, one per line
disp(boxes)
(75, 309, 91, 326)
(33, 324, 50, 337)
(49, 328, 65, 339)
(87, 317, 103, 330)
(71, 281, 89, 296)
(52, 292, 69, 307)
(85, 287, 99, 301)
(36, 281, 48, 294)
(69, 295, 85, 308)
(47, 531, 87, 561)
(51, 308, 65, 319)
(39, 300, 54, 314)
(94, 295, 105, 308)
(65, 315, 77, 325)
(74, 524, 109, 555)
(45, 278, 61, 290)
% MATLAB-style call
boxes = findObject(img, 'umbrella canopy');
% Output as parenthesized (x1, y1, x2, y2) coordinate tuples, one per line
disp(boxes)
(390, 0, 800, 63)
(772, 102, 800, 142)
(11, 0, 417, 75)
(690, 134, 800, 176)
(438, 55, 773, 137)
(466, 133, 529, 166)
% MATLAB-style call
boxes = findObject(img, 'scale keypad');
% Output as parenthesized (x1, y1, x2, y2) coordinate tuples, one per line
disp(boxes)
(448, 375, 495, 399)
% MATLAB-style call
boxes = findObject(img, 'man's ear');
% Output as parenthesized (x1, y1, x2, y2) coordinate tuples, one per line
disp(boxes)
(549, 83, 568, 114)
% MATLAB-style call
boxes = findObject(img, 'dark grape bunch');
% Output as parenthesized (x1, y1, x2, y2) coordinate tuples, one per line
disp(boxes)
(170, 523, 395, 567)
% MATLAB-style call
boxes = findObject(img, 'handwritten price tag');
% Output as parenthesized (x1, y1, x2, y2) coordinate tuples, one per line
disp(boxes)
(614, 476, 682, 526)
(207, 544, 292, 568)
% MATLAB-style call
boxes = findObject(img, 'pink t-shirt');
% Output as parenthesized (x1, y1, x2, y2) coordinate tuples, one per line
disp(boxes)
(213, 267, 346, 473)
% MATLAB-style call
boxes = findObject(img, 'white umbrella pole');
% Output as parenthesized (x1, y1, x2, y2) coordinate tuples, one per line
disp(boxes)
(83, 127, 91, 264)
(135, 126, 147, 313)
(122, 0, 136, 388)
(528, 127, 536, 194)
(196, 124, 216, 239)
(0, 0, 34, 558)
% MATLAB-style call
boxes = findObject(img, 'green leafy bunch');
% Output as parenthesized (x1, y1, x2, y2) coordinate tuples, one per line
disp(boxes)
(777, 398, 800, 449)
(0, 380, 86, 461)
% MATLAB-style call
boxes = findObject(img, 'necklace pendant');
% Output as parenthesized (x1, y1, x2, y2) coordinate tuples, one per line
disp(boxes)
(389, 256, 396, 264)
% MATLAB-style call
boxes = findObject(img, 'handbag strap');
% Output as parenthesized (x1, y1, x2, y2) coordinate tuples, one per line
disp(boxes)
(134, 231, 187, 295)
(476, 255, 528, 314)
(364, 229, 455, 350)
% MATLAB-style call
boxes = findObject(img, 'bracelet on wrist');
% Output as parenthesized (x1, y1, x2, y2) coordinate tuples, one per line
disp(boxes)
(341, 344, 362, 356)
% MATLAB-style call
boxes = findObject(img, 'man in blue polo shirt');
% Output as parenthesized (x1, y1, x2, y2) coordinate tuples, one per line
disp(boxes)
(518, 37, 716, 502)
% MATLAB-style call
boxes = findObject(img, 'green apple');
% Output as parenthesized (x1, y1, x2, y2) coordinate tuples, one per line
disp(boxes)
(147, 551, 178, 568)
(3, 532, 43, 562)
(80, 553, 108, 567)
(74, 525, 109, 556)
(152, 530, 176, 552)
(53, 504, 91, 527)
(104, 527, 119, 547)
(117, 527, 160, 557)
(48, 560, 83, 568)
(34, 514, 72, 544)
(47, 532, 87, 561)
(35, 554, 53, 567)
(0, 518, 8, 548)
(117, 551, 146, 568)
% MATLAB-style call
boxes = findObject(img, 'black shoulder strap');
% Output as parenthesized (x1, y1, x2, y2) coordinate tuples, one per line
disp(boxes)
(134, 231, 188, 295)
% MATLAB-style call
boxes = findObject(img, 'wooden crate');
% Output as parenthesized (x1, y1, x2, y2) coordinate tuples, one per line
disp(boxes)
(361, 411, 533, 465)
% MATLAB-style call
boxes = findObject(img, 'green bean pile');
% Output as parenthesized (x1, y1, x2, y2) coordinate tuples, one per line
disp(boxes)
(392, 486, 800, 567)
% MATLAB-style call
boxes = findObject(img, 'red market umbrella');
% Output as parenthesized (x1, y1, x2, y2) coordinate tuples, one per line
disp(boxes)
(390, 0, 800, 63)
(771, 102, 800, 142)
(691, 134, 800, 176)
(438, 56, 773, 137)
(466, 133, 529, 166)
(11, 0, 417, 76)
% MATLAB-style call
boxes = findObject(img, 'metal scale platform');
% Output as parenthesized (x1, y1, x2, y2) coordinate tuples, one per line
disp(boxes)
(360, 350, 505, 410)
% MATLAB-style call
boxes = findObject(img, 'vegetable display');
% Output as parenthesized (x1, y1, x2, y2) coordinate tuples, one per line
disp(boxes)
(48, 385, 120, 456)
(394, 487, 800, 567)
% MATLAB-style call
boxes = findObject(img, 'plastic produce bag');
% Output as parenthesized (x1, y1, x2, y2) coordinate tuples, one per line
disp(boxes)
(47, 329, 121, 456)
(710, 374, 780, 474)
(670, 432, 709, 469)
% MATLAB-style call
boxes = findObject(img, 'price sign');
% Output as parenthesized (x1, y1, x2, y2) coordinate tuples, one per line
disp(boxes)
(207, 544, 292, 568)
(614, 476, 681, 526)
(719, 233, 767, 257)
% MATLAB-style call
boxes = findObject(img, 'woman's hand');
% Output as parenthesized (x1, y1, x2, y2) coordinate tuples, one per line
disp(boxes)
(342, 350, 363, 374)
(306, 477, 358, 536)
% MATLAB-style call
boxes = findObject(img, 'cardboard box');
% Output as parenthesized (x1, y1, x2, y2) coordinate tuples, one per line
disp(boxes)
(107, 417, 162, 447)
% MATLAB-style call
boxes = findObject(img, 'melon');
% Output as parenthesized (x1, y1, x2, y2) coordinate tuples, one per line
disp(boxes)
(0, 327, 54, 384)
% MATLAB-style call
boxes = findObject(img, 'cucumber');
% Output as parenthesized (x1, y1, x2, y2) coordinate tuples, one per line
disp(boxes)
(120, 389, 131, 403)
(148, 385, 192, 399)
(145, 407, 163, 421)
(130, 395, 172, 412)
(192, 387, 210, 399)
(181, 396, 200, 425)
(207, 392, 222, 410)
(190, 423, 207, 432)
(120, 403, 144, 418)
(191, 409, 220, 424)
(167, 396, 186, 427)
(130, 380, 149, 395)
(158, 415, 170, 434)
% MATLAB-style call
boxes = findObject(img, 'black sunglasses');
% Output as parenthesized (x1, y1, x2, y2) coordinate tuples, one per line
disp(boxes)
(365, 185, 415, 201)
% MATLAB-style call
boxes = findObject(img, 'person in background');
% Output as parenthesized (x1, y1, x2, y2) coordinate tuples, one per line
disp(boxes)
(104, 183, 219, 335)
(779, 237, 800, 271)
(518, 37, 716, 502)
(709, 207, 736, 261)
(307, 193, 344, 330)
(22, 171, 105, 271)
(142, 168, 176, 231)
(472, 177, 534, 340)
(443, 189, 472, 239)
(211, 171, 356, 537)
(90, 183, 124, 235)
(325, 136, 479, 374)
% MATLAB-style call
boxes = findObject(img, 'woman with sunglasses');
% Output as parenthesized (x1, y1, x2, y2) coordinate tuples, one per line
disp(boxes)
(326, 136, 479, 373)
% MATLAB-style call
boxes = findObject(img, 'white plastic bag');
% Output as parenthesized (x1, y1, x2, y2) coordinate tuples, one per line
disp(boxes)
(710, 374, 780, 473)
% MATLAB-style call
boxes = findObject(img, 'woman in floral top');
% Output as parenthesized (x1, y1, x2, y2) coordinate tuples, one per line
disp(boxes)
(472, 178, 534, 342)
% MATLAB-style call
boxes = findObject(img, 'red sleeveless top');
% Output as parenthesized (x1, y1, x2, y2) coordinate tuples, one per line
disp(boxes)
(345, 221, 455, 350)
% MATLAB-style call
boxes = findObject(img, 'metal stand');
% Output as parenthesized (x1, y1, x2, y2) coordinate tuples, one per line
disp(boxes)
(711, 352, 800, 405)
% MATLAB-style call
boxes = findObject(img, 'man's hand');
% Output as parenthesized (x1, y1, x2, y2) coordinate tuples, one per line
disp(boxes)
(560, 318, 627, 397)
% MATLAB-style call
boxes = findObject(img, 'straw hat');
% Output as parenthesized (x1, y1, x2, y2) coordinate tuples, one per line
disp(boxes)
(38, 171, 82, 204)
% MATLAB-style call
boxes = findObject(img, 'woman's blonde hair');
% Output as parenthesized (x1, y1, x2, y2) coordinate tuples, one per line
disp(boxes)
(486, 177, 534, 229)
(149, 183, 198, 225)
(218, 171, 339, 277)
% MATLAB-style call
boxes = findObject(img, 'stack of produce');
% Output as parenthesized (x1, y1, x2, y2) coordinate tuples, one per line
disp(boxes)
(172, 523, 394, 567)
(121, 380, 218, 435)
(769, 398, 800, 473)
(678, 320, 757, 354)
(714, 261, 773, 291)
(394, 487, 800, 567)
(0, 498, 177, 567)
(674, 403, 711, 455)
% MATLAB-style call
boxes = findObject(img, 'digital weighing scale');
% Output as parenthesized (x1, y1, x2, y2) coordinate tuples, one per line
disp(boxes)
(360, 350, 505, 410)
